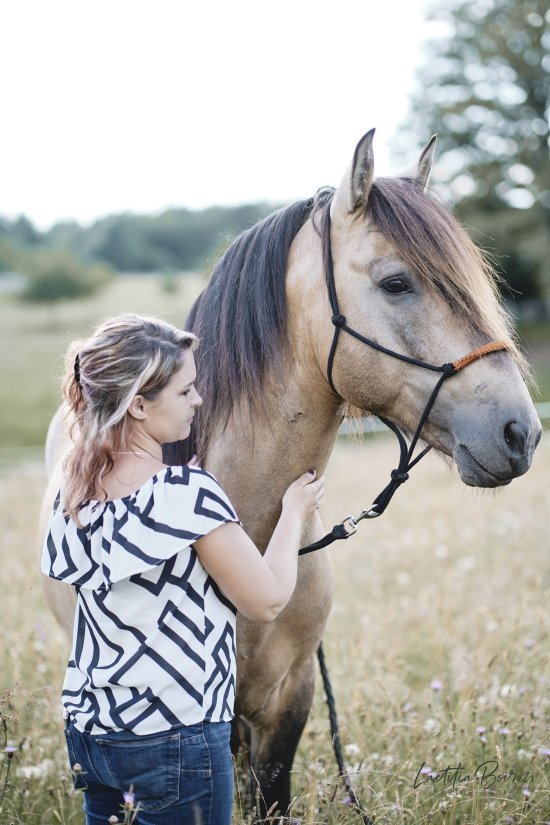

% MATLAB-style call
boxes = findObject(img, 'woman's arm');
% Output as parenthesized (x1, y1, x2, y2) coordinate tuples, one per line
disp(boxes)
(193, 471, 324, 622)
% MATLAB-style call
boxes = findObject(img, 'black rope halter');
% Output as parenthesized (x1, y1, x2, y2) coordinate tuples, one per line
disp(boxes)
(299, 201, 509, 825)
(299, 204, 508, 556)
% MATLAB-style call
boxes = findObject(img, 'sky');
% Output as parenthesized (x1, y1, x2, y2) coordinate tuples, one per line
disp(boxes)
(2, 0, 434, 230)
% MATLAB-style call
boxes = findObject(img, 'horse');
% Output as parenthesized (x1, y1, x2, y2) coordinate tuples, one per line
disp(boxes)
(40, 130, 541, 819)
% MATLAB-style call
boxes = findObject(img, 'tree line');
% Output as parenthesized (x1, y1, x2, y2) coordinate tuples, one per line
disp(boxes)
(0, 203, 277, 301)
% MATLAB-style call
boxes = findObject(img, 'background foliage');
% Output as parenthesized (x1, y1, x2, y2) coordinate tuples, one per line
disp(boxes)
(395, 0, 550, 317)
(0, 203, 275, 276)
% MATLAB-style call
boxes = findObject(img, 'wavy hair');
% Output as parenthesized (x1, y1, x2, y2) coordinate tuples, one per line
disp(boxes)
(62, 313, 197, 524)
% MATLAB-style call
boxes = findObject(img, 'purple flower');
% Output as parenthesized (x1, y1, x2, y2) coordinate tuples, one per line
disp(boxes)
(342, 794, 354, 806)
(430, 680, 443, 691)
(123, 791, 135, 808)
(476, 726, 486, 734)
(420, 765, 433, 775)
(4, 747, 17, 759)
(499, 727, 511, 736)
(524, 638, 535, 648)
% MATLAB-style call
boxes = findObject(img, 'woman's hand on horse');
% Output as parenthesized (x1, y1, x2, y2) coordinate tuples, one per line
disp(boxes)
(193, 471, 324, 623)
(282, 470, 325, 521)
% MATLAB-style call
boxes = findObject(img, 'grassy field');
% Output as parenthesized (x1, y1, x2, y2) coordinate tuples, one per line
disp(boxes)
(0, 277, 549, 823)
(0, 435, 549, 823)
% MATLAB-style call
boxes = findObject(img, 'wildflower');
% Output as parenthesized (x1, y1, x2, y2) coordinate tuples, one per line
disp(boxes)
(72, 763, 82, 773)
(4, 747, 17, 759)
(499, 727, 511, 736)
(342, 794, 354, 805)
(423, 718, 441, 735)
(344, 743, 360, 756)
(524, 638, 535, 649)
(430, 680, 443, 691)
(124, 790, 135, 809)
(522, 786, 530, 798)
(538, 747, 550, 758)
(476, 726, 486, 735)
(108, 817, 119, 824)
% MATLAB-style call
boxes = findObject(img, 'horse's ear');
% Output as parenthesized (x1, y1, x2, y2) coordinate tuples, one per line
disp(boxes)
(331, 129, 375, 220)
(400, 135, 437, 191)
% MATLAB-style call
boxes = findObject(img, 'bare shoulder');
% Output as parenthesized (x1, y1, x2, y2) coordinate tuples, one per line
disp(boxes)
(93, 457, 168, 501)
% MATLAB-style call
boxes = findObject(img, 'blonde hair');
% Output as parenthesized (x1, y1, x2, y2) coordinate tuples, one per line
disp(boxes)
(62, 313, 197, 523)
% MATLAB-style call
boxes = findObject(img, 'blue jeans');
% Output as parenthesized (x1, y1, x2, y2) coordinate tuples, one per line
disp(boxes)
(64, 718, 234, 825)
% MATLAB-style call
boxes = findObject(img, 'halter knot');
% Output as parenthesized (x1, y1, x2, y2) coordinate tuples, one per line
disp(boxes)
(390, 469, 409, 483)
(441, 362, 456, 376)
(331, 313, 346, 327)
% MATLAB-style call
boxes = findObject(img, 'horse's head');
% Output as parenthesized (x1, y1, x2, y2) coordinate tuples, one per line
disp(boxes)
(309, 130, 541, 487)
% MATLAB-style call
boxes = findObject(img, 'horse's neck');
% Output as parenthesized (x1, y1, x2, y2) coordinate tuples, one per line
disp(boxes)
(205, 216, 345, 545)
(206, 362, 344, 546)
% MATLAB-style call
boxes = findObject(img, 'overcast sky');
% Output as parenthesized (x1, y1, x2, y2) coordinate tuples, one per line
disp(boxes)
(2, 0, 433, 229)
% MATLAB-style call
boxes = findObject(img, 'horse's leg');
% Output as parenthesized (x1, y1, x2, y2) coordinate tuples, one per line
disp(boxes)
(249, 657, 316, 821)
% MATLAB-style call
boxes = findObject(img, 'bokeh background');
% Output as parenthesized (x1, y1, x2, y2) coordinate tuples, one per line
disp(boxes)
(0, 1, 548, 823)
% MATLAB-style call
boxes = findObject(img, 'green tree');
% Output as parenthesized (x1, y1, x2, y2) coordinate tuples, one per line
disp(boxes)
(19, 248, 112, 303)
(397, 0, 550, 314)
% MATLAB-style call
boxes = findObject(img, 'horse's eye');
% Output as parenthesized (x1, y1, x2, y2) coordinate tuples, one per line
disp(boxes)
(381, 277, 411, 295)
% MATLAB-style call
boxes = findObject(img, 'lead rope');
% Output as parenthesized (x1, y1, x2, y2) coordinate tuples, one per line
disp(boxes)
(317, 641, 374, 824)
(300, 199, 508, 822)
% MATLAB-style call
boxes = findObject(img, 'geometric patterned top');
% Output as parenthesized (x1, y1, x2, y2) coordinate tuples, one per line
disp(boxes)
(41, 465, 240, 734)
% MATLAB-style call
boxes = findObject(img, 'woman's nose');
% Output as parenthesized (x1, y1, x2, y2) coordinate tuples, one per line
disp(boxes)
(192, 390, 203, 408)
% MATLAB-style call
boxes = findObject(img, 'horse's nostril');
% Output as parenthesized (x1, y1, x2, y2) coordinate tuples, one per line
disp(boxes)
(503, 420, 527, 456)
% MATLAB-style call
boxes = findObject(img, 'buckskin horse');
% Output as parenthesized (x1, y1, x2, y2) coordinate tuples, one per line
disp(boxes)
(40, 130, 541, 819)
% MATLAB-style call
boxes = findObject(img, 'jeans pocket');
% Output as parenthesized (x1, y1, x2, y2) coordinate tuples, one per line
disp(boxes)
(179, 727, 212, 778)
(96, 732, 181, 812)
(64, 726, 89, 791)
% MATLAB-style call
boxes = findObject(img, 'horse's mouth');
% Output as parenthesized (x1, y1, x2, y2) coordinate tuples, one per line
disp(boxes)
(454, 444, 513, 488)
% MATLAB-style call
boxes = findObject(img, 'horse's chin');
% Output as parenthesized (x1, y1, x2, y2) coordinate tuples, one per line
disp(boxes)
(453, 443, 515, 488)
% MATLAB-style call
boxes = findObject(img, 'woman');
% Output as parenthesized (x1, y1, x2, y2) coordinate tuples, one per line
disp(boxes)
(41, 313, 324, 825)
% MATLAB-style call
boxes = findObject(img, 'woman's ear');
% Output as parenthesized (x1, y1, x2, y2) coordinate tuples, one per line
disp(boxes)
(127, 394, 147, 420)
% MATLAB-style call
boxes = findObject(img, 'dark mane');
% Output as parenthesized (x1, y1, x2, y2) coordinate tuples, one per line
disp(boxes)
(177, 190, 333, 461)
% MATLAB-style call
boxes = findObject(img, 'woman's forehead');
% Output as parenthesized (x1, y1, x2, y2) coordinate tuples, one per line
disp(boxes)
(175, 350, 196, 383)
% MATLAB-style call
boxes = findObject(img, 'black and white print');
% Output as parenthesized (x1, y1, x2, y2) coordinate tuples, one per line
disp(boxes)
(41, 465, 239, 735)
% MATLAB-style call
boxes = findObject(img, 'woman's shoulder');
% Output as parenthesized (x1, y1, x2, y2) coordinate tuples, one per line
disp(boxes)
(41, 463, 239, 591)
(158, 464, 237, 521)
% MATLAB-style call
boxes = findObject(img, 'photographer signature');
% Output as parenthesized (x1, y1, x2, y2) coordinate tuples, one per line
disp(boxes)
(414, 760, 534, 790)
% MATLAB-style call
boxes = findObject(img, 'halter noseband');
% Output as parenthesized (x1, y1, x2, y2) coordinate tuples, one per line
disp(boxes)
(298, 207, 508, 556)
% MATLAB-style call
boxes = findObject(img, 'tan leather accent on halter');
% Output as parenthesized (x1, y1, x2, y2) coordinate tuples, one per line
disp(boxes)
(452, 341, 508, 372)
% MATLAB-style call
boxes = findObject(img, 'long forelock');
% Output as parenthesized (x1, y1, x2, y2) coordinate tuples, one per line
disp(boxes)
(365, 177, 516, 347)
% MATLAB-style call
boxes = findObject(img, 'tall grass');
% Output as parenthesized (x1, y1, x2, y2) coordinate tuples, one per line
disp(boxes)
(1, 433, 548, 823)
(1, 273, 548, 822)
